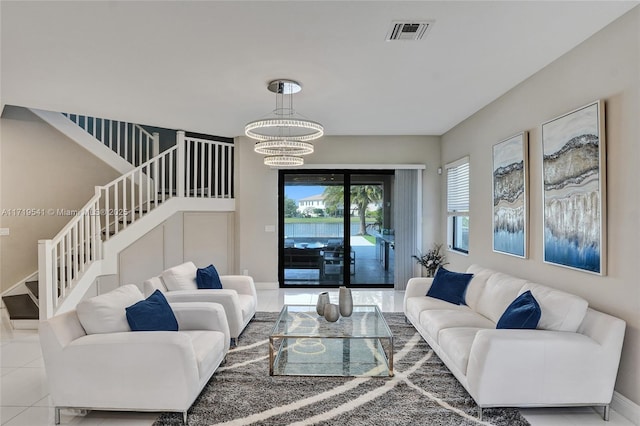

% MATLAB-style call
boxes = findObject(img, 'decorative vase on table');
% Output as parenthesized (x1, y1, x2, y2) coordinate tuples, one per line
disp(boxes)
(323, 303, 340, 322)
(338, 286, 353, 317)
(316, 292, 330, 316)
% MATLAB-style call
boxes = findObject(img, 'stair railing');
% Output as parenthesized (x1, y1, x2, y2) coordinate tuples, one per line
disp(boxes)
(38, 131, 234, 319)
(37, 193, 103, 319)
(62, 113, 160, 166)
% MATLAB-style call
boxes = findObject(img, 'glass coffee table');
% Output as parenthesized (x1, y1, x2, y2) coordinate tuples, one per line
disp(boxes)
(269, 305, 394, 377)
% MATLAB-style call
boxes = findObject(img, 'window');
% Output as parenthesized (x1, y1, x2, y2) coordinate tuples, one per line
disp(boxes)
(446, 157, 469, 253)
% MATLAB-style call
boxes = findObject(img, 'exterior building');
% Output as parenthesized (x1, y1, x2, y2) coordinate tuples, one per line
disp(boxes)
(296, 194, 326, 216)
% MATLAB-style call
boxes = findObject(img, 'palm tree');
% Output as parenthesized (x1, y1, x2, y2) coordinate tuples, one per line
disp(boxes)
(322, 185, 344, 218)
(323, 185, 383, 235)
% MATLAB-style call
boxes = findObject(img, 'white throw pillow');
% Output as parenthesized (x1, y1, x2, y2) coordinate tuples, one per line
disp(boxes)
(519, 282, 588, 332)
(161, 262, 198, 291)
(76, 284, 144, 334)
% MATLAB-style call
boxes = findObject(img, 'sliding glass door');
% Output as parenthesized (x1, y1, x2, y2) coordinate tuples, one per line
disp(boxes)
(279, 170, 394, 288)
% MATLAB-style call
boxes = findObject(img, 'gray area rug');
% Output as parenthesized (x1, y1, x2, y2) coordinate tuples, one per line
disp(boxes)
(155, 312, 530, 426)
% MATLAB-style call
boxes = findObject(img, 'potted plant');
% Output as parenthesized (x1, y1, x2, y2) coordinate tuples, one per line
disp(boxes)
(412, 243, 448, 277)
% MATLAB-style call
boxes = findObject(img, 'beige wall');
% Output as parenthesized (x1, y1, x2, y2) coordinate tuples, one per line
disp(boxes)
(118, 211, 235, 291)
(441, 8, 639, 404)
(235, 135, 441, 284)
(0, 107, 121, 292)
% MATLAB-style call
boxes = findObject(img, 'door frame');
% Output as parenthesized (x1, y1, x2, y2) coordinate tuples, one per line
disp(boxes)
(278, 169, 394, 288)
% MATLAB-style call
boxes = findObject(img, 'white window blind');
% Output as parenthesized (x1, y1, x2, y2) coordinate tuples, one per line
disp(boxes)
(446, 157, 469, 214)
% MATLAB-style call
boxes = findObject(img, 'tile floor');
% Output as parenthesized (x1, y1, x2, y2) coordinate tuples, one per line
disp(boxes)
(1, 288, 635, 425)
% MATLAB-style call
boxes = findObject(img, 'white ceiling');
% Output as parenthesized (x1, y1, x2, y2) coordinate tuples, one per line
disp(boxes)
(1, 1, 637, 137)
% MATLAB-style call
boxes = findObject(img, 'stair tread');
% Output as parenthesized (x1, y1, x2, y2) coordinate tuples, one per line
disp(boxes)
(25, 281, 39, 299)
(2, 294, 39, 320)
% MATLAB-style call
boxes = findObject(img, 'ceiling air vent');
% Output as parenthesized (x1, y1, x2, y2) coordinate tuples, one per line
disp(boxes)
(386, 21, 433, 41)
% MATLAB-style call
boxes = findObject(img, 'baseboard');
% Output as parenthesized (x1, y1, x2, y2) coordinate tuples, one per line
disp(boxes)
(10, 319, 39, 330)
(254, 282, 279, 290)
(612, 391, 640, 425)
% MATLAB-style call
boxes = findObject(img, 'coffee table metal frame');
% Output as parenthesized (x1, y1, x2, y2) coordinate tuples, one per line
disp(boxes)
(269, 304, 394, 377)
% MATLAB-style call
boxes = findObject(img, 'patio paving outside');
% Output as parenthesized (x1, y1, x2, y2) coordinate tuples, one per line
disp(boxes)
(284, 235, 394, 286)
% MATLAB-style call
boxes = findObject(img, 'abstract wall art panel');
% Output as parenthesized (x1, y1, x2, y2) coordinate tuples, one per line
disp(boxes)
(542, 100, 606, 275)
(493, 132, 528, 258)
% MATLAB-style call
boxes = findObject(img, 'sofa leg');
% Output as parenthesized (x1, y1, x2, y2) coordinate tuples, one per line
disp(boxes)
(230, 337, 237, 347)
(182, 410, 188, 424)
(477, 407, 483, 421)
(603, 404, 610, 421)
(54, 407, 61, 425)
(404, 316, 409, 324)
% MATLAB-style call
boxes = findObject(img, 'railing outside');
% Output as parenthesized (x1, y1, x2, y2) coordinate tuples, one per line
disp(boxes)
(38, 131, 234, 319)
(62, 113, 159, 166)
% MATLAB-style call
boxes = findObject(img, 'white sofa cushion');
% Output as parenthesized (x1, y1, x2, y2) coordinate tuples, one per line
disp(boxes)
(183, 330, 228, 379)
(519, 282, 589, 332)
(419, 309, 494, 343)
(76, 285, 144, 334)
(237, 294, 257, 320)
(405, 296, 470, 321)
(438, 327, 483, 375)
(464, 265, 495, 310)
(161, 262, 198, 291)
(475, 272, 528, 323)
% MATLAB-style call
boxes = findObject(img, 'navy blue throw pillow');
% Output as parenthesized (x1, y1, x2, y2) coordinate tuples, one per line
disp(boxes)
(126, 290, 178, 331)
(196, 264, 223, 289)
(496, 290, 541, 329)
(426, 267, 474, 305)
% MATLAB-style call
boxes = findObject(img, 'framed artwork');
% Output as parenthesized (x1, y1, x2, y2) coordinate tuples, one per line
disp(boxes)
(492, 132, 528, 258)
(542, 100, 606, 275)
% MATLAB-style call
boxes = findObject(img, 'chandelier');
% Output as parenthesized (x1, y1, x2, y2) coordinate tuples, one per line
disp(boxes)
(245, 79, 323, 167)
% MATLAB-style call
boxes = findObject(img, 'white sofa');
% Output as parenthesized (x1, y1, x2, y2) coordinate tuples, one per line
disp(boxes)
(144, 261, 257, 345)
(403, 264, 626, 420)
(39, 285, 230, 424)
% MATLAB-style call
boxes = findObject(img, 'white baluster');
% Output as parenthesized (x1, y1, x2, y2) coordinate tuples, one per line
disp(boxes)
(170, 151, 174, 198)
(79, 210, 85, 272)
(145, 163, 151, 213)
(138, 127, 143, 166)
(176, 131, 185, 197)
(124, 122, 129, 164)
(104, 186, 110, 240)
(130, 173, 135, 223)
(200, 142, 205, 198)
(114, 183, 120, 234)
(185, 137, 191, 196)
(207, 143, 213, 198)
(122, 180, 127, 229)
(38, 240, 55, 319)
(154, 156, 159, 207)
(63, 233, 71, 296)
(72, 222, 79, 282)
(138, 168, 143, 220)
(84, 210, 91, 262)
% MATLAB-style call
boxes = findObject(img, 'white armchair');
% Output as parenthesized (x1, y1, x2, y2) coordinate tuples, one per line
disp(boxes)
(39, 285, 230, 424)
(144, 262, 257, 345)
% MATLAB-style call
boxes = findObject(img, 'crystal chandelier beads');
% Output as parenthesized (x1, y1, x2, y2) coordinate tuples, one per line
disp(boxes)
(245, 118, 324, 142)
(254, 140, 314, 156)
(263, 155, 304, 167)
(245, 79, 323, 167)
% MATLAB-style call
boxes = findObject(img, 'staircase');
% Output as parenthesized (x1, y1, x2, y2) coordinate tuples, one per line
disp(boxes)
(29, 108, 160, 175)
(2, 281, 39, 326)
(2, 113, 235, 325)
